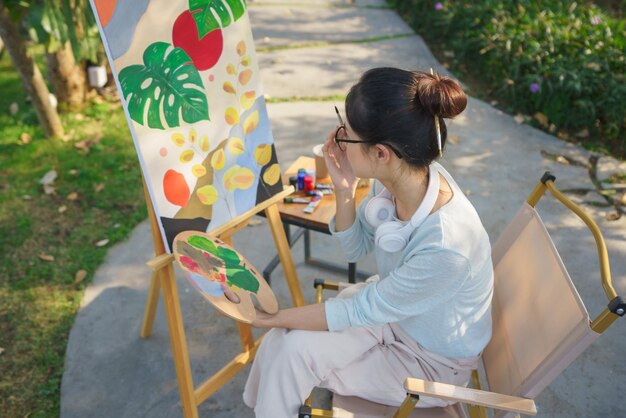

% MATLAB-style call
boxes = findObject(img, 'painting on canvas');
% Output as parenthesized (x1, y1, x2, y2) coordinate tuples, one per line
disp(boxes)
(90, 0, 283, 251)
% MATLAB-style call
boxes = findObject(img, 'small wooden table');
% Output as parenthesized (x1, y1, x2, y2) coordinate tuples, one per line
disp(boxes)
(262, 156, 371, 284)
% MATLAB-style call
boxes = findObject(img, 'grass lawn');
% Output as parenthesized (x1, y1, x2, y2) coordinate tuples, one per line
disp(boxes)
(0, 52, 147, 417)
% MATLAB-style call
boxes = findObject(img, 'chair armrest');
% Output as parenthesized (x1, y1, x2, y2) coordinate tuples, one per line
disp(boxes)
(404, 378, 537, 416)
(313, 279, 354, 303)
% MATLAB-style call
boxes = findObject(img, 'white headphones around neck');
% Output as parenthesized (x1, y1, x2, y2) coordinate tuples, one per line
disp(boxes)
(364, 164, 440, 253)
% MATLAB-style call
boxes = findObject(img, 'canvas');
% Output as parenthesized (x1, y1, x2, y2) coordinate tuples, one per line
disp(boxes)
(90, 0, 283, 252)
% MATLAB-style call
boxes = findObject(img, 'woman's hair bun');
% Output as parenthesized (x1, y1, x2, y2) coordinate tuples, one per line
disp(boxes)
(414, 71, 467, 118)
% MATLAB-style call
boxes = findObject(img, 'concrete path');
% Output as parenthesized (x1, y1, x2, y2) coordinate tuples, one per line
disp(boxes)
(61, 1, 626, 417)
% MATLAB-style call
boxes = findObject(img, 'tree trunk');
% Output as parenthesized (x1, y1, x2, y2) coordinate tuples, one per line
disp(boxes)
(46, 41, 86, 111)
(0, 1, 64, 138)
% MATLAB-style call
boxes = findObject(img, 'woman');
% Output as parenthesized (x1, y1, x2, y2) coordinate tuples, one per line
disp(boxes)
(241, 67, 494, 417)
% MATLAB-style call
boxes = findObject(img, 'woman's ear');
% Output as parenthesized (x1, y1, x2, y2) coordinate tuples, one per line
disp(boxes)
(373, 144, 392, 163)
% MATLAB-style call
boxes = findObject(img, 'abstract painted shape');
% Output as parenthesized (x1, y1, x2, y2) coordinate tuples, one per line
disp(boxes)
(99, 0, 150, 59)
(254, 144, 272, 166)
(262, 163, 281, 186)
(93, 0, 117, 27)
(172, 10, 224, 71)
(196, 185, 218, 205)
(163, 169, 190, 207)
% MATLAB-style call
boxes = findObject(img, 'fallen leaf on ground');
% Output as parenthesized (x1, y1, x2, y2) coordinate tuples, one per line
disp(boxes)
(9, 102, 18, 115)
(464, 189, 472, 196)
(0, 347, 4, 356)
(605, 211, 620, 221)
(69, 169, 78, 175)
(20, 132, 32, 144)
(513, 114, 525, 124)
(58, 205, 67, 213)
(43, 184, 55, 195)
(549, 124, 556, 133)
(248, 218, 262, 226)
(447, 135, 460, 145)
(74, 113, 85, 121)
(23, 195, 32, 200)
(556, 156, 569, 165)
(67, 192, 78, 201)
(95, 239, 109, 247)
(443, 50, 455, 58)
(575, 128, 589, 138)
(74, 134, 101, 152)
(74, 270, 88, 284)
(39, 170, 57, 185)
(38, 253, 55, 262)
(533, 112, 549, 128)
(557, 131, 569, 140)
(94, 183, 105, 193)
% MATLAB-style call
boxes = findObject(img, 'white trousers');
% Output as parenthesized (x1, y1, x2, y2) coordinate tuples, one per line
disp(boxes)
(243, 316, 478, 418)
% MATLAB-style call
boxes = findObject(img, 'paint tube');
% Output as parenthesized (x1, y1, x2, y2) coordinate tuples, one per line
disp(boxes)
(283, 197, 311, 204)
(303, 192, 323, 213)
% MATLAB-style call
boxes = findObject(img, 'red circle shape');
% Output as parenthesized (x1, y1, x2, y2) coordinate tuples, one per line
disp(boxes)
(172, 10, 224, 71)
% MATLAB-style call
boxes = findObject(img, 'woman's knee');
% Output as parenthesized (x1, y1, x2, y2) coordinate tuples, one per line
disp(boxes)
(277, 329, 324, 363)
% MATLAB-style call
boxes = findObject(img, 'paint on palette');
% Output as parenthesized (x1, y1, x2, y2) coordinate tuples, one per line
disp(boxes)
(177, 235, 259, 294)
(173, 231, 278, 323)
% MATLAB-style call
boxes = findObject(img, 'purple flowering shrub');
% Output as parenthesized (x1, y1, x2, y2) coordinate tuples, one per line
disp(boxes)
(389, 0, 625, 155)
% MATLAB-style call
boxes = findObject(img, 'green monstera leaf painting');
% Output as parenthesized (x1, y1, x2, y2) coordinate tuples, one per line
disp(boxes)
(190, 0, 246, 37)
(119, 42, 209, 129)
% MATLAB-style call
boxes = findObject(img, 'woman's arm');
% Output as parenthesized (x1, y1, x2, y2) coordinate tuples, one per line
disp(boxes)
(219, 283, 328, 330)
(252, 304, 328, 331)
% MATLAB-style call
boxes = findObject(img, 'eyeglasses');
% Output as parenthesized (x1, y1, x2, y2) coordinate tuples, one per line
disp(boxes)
(334, 106, 367, 152)
(333, 107, 403, 158)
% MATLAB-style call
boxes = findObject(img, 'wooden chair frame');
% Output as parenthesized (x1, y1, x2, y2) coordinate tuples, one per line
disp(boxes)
(300, 172, 624, 418)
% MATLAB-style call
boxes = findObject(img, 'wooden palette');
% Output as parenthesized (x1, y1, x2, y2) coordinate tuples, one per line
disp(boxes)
(173, 231, 278, 323)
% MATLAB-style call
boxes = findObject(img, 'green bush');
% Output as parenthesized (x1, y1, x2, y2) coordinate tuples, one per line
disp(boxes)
(390, 0, 626, 155)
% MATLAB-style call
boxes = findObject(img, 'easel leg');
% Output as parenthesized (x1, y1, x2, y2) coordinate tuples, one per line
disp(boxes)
(140, 271, 161, 338)
(265, 204, 305, 307)
(160, 263, 198, 418)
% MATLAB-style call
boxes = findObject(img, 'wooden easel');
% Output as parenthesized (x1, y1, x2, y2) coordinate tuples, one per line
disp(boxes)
(138, 179, 305, 418)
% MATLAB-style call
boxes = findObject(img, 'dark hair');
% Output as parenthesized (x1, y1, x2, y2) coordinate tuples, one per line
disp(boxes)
(345, 67, 467, 167)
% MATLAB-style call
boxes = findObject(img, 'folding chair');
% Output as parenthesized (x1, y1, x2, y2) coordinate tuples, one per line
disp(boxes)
(299, 172, 624, 418)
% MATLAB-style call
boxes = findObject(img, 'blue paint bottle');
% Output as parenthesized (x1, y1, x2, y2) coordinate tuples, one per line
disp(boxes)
(297, 168, 306, 191)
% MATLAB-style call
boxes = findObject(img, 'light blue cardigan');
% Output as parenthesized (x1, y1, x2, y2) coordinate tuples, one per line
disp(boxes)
(326, 164, 494, 358)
